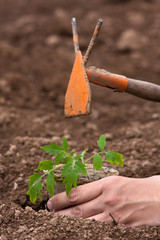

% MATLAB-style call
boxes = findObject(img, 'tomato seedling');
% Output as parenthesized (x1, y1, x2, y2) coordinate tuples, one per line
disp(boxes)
(27, 135, 123, 203)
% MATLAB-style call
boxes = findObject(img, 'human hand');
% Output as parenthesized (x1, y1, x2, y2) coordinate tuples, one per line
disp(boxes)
(47, 175, 160, 227)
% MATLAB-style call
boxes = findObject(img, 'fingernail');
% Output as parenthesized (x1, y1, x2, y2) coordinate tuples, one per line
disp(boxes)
(47, 201, 53, 211)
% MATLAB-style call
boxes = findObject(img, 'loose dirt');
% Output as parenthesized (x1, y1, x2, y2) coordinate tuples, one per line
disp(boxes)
(0, 0, 160, 239)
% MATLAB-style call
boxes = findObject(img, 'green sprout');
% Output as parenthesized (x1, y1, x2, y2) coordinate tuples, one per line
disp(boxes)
(27, 135, 123, 203)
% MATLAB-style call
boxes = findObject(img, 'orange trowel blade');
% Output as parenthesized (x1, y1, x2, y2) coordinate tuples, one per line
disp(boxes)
(65, 50, 91, 117)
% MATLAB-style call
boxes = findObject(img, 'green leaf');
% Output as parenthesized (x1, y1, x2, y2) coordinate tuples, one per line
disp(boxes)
(75, 161, 87, 175)
(93, 154, 103, 170)
(45, 172, 56, 197)
(105, 151, 123, 167)
(62, 137, 69, 151)
(36, 160, 53, 171)
(63, 169, 78, 196)
(28, 172, 41, 187)
(62, 156, 73, 163)
(74, 155, 82, 160)
(97, 135, 106, 151)
(61, 162, 73, 178)
(74, 149, 88, 162)
(41, 143, 62, 155)
(54, 152, 66, 165)
(61, 161, 80, 196)
(27, 172, 42, 203)
(80, 149, 88, 161)
(50, 142, 62, 150)
(70, 151, 76, 156)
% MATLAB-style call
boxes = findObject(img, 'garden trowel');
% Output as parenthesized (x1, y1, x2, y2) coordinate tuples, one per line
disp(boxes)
(64, 50, 91, 117)
(64, 18, 160, 118)
(65, 18, 102, 117)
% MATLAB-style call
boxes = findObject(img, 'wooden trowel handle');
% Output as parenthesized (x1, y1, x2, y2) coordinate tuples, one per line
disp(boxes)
(86, 66, 160, 102)
(126, 78, 160, 102)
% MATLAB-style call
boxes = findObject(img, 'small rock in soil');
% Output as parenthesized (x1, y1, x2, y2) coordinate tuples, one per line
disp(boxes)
(86, 123, 97, 130)
(0, 112, 17, 126)
(29, 147, 37, 156)
(0, 164, 8, 175)
(14, 209, 21, 218)
(5, 145, 17, 156)
(125, 126, 142, 138)
(0, 41, 20, 59)
(51, 136, 61, 143)
(19, 195, 27, 206)
(1, 235, 8, 240)
(45, 35, 60, 47)
(104, 133, 113, 140)
(25, 206, 33, 212)
(117, 29, 148, 52)
(17, 225, 27, 233)
(63, 134, 71, 140)
(0, 79, 11, 93)
(14, 182, 18, 190)
(151, 113, 159, 120)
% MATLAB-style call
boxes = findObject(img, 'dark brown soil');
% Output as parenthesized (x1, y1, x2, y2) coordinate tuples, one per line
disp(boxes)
(0, 0, 160, 239)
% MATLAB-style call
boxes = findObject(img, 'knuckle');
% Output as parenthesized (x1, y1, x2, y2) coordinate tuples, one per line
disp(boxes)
(104, 192, 120, 206)
(71, 206, 83, 217)
(107, 176, 123, 184)
(67, 188, 79, 203)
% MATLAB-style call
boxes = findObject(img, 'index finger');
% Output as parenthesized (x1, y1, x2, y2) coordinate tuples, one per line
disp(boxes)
(47, 178, 103, 212)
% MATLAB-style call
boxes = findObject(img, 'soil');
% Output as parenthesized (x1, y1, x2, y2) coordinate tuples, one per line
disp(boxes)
(0, 0, 160, 239)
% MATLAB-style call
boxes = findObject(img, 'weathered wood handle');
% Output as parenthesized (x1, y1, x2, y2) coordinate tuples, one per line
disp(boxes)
(86, 66, 160, 102)
(126, 78, 160, 102)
